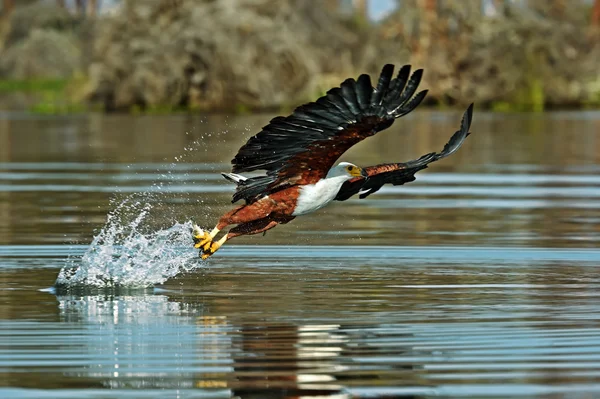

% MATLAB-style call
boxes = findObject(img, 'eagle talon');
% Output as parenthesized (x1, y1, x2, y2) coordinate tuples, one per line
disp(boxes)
(192, 224, 212, 249)
(200, 236, 227, 260)
(201, 242, 218, 260)
(199, 240, 212, 252)
(194, 237, 212, 250)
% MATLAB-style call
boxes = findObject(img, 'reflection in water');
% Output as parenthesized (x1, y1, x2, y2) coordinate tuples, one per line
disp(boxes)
(52, 290, 432, 398)
(58, 294, 233, 391)
(55, 294, 365, 397)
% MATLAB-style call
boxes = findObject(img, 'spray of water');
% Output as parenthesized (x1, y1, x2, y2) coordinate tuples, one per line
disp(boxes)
(56, 197, 201, 288)
(55, 127, 237, 289)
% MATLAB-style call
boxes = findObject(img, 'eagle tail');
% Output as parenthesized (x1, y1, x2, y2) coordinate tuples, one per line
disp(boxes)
(230, 175, 272, 204)
(221, 172, 247, 184)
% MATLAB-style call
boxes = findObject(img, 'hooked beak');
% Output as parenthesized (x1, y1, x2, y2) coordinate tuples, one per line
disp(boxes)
(360, 168, 368, 179)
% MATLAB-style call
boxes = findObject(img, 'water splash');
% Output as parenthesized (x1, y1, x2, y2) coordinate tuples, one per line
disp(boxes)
(54, 133, 222, 290)
(56, 198, 201, 289)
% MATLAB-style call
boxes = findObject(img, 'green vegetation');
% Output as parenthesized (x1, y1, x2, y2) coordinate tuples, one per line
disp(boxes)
(492, 79, 546, 113)
(0, 74, 90, 114)
(0, 77, 83, 114)
(29, 91, 87, 114)
(0, 78, 68, 93)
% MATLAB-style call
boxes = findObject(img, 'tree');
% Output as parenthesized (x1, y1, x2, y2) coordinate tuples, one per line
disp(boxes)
(1, 0, 14, 17)
(354, 0, 368, 19)
(593, 0, 600, 27)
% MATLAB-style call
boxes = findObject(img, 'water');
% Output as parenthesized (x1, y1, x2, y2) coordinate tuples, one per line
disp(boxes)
(2, 110, 600, 398)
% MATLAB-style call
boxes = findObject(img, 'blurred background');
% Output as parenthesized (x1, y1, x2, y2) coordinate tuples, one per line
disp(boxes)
(0, 0, 599, 113)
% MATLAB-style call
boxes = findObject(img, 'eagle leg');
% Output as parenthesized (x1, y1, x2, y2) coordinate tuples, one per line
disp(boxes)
(228, 218, 279, 239)
(201, 218, 281, 260)
(194, 203, 259, 252)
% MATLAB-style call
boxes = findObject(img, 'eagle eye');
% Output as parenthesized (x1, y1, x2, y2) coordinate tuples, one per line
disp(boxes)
(347, 166, 354, 171)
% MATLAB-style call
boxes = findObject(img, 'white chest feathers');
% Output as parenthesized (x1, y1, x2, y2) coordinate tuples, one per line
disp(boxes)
(292, 176, 348, 216)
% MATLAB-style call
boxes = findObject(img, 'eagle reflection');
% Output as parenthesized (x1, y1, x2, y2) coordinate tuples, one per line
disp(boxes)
(57, 294, 421, 398)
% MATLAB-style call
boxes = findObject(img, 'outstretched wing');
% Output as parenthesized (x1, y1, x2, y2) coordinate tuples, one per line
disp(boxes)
(335, 104, 474, 201)
(230, 64, 428, 203)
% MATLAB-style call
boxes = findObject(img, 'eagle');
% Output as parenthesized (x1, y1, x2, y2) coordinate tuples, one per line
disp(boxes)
(192, 64, 474, 259)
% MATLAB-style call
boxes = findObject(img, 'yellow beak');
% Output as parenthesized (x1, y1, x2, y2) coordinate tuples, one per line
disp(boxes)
(351, 167, 367, 178)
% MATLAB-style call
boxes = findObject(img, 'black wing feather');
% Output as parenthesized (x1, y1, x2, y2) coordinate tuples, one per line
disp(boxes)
(397, 89, 428, 118)
(335, 104, 474, 201)
(339, 78, 362, 117)
(387, 69, 423, 113)
(356, 74, 373, 111)
(323, 88, 356, 122)
(380, 65, 411, 116)
(231, 64, 428, 203)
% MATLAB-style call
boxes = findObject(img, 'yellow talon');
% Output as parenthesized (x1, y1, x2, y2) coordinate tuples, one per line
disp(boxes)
(194, 234, 212, 249)
(192, 224, 212, 249)
(200, 240, 212, 252)
(201, 235, 227, 260)
(201, 242, 218, 260)
(192, 225, 224, 259)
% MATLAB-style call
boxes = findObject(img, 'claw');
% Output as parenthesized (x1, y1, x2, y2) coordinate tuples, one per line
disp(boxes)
(192, 224, 212, 249)
(200, 241, 212, 252)
(194, 236, 212, 250)
(201, 235, 227, 260)
(201, 242, 219, 260)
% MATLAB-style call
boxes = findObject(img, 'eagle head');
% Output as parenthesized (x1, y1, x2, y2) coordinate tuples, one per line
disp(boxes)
(327, 162, 368, 179)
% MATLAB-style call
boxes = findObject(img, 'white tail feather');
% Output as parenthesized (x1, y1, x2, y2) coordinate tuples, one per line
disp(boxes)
(221, 172, 247, 184)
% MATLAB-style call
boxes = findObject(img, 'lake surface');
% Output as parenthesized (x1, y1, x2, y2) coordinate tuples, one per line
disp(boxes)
(2, 110, 600, 398)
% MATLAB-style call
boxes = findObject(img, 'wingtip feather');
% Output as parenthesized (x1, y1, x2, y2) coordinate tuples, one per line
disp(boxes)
(386, 67, 424, 116)
(438, 104, 475, 159)
(381, 64, 395, 77)
(458, 103, 474, 138)
(397, 89, 428, 116)
(371, 64, 395, 107)
(397, 65, 412, 81)
(356, 73, 373, 110)
(464, 103, 474, 132)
